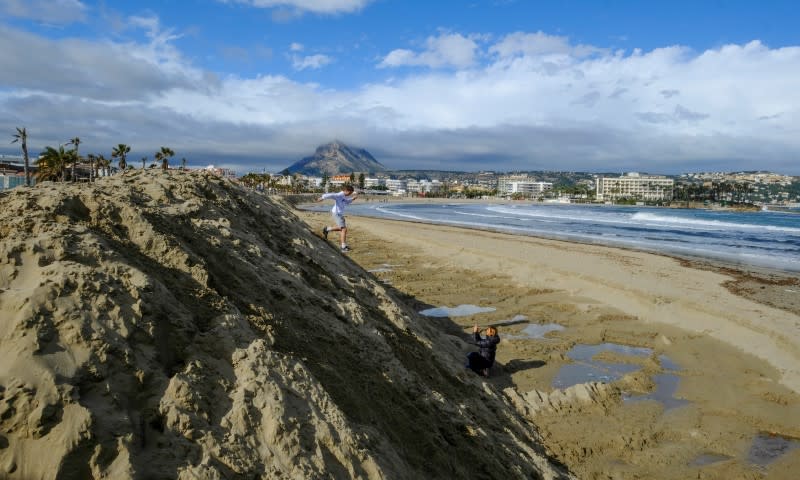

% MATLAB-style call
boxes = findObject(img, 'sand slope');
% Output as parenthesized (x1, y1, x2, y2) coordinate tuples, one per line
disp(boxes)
(0, 171, 570, 479)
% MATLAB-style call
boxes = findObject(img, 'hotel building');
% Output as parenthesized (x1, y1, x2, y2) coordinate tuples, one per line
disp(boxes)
(595, 172, 674, 201)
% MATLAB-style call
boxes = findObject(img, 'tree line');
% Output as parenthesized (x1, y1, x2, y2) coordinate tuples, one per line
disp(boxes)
(9, 127, 181, 185)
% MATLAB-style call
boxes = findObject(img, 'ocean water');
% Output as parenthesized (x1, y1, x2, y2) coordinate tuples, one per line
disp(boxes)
(339, 202, 800, 272)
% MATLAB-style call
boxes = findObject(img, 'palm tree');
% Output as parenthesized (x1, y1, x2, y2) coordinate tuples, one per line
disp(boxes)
(112, 144, 131, 173)
(96, 154, 109, 177)
(86, 154, 96, 182)
(36, 145, 70, 182)
(157, 146, 174, 171)
(11, 127, 31, 186)
(67, 137, 80, 181)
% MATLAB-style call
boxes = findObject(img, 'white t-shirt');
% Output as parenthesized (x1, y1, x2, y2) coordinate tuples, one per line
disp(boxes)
(321, 191, 354, 215)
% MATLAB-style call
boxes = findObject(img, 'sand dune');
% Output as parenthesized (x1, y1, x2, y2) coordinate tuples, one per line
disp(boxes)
(0, 171, 570, 479)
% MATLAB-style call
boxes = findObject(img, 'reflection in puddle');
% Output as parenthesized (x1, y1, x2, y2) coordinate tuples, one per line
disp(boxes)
(491, 314, 528, 326)
(690, 453, 731, 467)
(419, 304, 496, 317)
(552, 343, 651, 389)
(504, 323, 565, 340)
(553, 362, 641, 388)
(521, 323, 565, 338)
(659, 354, 681, 371)
(568, 343, 652, 361)
(748, 432, 800, 468)
(626, 373, 689, 411)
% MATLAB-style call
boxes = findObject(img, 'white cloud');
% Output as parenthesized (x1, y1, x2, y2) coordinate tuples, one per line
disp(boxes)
(220, 0, 373, 14)
(291, 53, 333, 70)
(490, 31, 604, 59)
(0, 0, 87, 24)
(290, 42, 304, 51)
(379, 33, 480, 69)
(1, 19, 799, 174)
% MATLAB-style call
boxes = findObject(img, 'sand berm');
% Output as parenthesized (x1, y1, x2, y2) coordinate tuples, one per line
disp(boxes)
(0, 170, 572, 479)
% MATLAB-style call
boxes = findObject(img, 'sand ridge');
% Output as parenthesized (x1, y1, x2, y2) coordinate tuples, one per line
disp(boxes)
(0, 171, 571, 479)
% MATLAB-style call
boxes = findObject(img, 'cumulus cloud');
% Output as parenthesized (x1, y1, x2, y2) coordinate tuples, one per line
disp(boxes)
(219, 0, 373, 15)
(1, 16, 799, 174)
(489, 31, 603, 58)
(291, 53, 333, 70)
(379, 33, 480, 69)
(0, 0, 87, 24)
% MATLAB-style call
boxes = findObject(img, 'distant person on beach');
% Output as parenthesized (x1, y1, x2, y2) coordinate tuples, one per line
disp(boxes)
(318, 185, 358, 252)
(466, 325, 500, 377)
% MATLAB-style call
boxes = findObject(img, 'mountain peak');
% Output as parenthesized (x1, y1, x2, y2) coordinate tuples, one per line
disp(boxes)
(286, 141, 387, 176)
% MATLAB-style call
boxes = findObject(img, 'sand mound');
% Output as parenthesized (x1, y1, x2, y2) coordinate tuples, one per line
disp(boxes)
(0, 170, 570, 479)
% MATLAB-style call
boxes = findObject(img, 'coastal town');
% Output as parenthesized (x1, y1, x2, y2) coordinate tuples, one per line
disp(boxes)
(2, 151, 798, 209)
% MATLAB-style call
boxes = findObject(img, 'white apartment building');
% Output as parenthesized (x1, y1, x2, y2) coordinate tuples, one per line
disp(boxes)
(364, 177, 385, 188)
(508, 181, 552, 196)
(497, 175, 552, 197)
(595, 172, 674, 201)
(384, 178, 407, 192)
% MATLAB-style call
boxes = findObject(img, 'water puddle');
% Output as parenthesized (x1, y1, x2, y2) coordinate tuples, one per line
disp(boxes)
(552, 343, 651, 389)
(659, 354, 681, 371)
(748, 432, 800, 468)
(490, 314, 528, 327)
(625, 373, 689, 411)
(521, 323, 565, 338)
(689, 453, 731, 467)
(419, 304, 497, 317)
(505, 322, 565, 339)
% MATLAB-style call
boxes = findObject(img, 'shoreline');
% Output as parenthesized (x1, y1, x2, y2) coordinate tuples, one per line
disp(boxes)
(298, 198, 800, 276)
(298, 209, 800, 478)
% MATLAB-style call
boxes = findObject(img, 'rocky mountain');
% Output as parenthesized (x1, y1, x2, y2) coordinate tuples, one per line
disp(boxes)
(286, 141, 387, 176)
(0, 170, 571, 479)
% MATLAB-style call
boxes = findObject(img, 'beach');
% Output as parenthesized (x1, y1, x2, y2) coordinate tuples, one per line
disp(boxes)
(300, 209, 800, 479)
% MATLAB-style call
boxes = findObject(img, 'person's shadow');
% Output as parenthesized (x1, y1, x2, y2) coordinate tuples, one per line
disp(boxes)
(489, 359, 548, 390)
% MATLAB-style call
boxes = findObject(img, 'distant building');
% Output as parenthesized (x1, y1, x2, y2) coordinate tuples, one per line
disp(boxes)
(497, 175, 552, 197)
(596, 172, 674, 201)
(0, 156, 35, 190)
(385, 178, 407, 193)
(329, 174, 352, 187)
(0, 169, 30, 190)
(364, 177, 384, 188)
(205, 165, 236, 181)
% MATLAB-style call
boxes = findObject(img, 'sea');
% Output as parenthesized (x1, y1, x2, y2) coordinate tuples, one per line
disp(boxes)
(331, 202, 800, 273)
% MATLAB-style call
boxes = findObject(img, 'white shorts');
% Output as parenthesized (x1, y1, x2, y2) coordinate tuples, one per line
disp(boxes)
(333, 213, 346, 228)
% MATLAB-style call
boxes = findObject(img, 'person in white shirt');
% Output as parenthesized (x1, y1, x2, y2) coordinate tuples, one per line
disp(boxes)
(318, 184, 358, 252)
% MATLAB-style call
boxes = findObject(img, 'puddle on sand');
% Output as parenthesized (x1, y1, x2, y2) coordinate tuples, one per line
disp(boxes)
(419, 305, 497, 317)
(690, 453, 731, 467)
(659, 354, 681, 371)
(748, 432, 800, 468)
(521, 323, 565, 338)
(625, 373, 689, 411)
(504, 322, 565, 340)
(552, 343, 651, 389)
(491, 314, 528, 327)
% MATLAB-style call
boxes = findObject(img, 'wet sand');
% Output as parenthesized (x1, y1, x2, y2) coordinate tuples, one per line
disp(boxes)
(301, 210, 800, 480)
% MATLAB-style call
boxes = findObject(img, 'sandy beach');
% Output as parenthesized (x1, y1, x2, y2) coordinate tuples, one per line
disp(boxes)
(301, 208, 800, 480)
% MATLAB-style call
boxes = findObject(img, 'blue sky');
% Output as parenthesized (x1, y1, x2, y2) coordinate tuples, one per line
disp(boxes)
(1, 0, 799, 174)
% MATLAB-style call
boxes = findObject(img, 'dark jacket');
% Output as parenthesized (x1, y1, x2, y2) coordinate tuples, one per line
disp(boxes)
(474, 332, 501, 365)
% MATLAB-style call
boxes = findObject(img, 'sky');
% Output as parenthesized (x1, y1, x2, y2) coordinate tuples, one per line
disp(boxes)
(1, 0, 799, 175)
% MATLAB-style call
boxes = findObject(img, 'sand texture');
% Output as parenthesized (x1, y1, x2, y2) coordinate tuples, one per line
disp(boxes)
(299, 212, 800, 480)
(0, 172, 571, 480)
